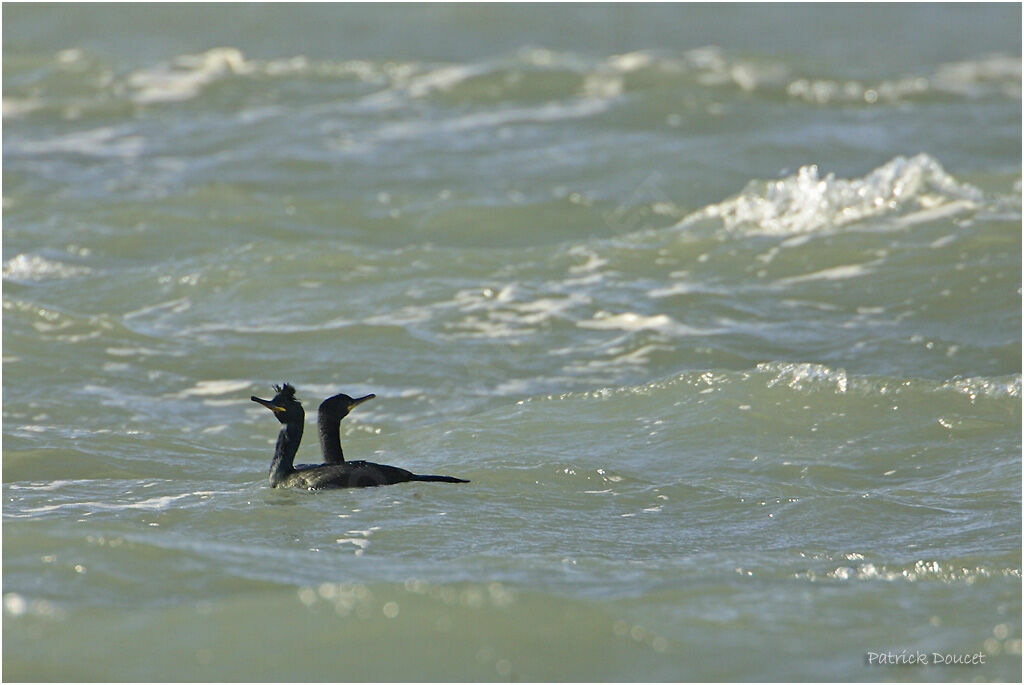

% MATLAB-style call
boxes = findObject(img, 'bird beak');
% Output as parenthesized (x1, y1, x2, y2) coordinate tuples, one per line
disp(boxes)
(251, 395, 286, 413)
(352, 394, 375, 407)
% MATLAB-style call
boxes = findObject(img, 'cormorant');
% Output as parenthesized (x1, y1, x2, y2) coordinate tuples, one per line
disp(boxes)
(251, 383, 469, 490)
(317, 391, 375, 464)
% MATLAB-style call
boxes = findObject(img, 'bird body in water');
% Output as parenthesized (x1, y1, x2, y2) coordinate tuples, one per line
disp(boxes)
(251, 384, 469, 490)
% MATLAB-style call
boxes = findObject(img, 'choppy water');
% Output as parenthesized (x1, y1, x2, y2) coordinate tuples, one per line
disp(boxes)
(3, 4, 1021, 682)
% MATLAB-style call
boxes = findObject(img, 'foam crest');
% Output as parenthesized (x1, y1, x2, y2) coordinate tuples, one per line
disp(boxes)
(2, 97, 43, 119)
(20, 493, 193, 515)
(7, 126, 142, 158)
(603, 46, 789, 93)
(940, 375, 1022, 402)
(577, 311, 715, 338)
(176, 380, 254, 398)
(437, 284, 592, 340)
(130, 47, 252, 104)
(2, 254, 93, 282)
(759, 361, 849, 394)
(678, 154, 984, 237)
(518, 365, 1021, 406)
(786, 54, 1021, 104)
(403, 63, 494, 99)
(932, 54, 1022, 98)
(802, 559, 1022, 584)
(371, 98, 613, 143)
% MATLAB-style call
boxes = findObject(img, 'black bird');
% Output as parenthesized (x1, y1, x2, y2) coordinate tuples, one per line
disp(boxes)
(317, 391, 375, 465)
(250, 383, 469, 490)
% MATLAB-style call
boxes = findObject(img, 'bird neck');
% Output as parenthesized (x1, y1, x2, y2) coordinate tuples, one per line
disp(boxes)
(269, 420, 303, 486)
(318, 411, 344, 464)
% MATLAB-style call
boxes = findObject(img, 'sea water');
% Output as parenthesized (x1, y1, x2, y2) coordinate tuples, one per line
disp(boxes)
(2, 4, 1021, 681)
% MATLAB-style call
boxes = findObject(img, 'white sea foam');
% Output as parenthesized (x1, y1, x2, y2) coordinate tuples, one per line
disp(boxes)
(129, 47, 252, 104)
(371, 97, 614, 143)
(787, 54, 1020, 104)
(514, 295, 588, 323)
(364, 307, 431, 327)
(336, 538, 370, 549)
(603, 46, 790, 93)
(896, 199, 978, 226)
(606, 50, 660, 73)
(940, 374, 1022, 401)
(2, 254, 93, 282)
(566, 246, 608, 275)
(564, 342, 676, 371)
(20, 493, 193, 515)
(404, 63, 492, 98)
(7, 480, 87, 492)
(577, 311, 716, 337)
(581, 72, 623, 98)
(775, 262, 876, 285)
(177, 380, 253, 397)
(677, 154, 983, 237)
(756, 363, 1021, 402)
(7, 125, 143, 159)
(930, 54, 1021, 98)
(2, 97, 43, 119)
(759, 361, 849, 394)
(105, 346, 176, 358)
(647, 281, 729, 298)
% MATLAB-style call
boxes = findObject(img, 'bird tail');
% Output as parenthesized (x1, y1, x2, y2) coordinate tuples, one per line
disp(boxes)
(411, 474, 470, 484)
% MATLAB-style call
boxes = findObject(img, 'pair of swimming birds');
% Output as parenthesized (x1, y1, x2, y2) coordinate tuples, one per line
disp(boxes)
(252, 383, 468, 490)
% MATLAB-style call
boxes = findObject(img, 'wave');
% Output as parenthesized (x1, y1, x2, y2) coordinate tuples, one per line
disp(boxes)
(757, 361, 1022, 402)
(128, 47, 255, 105)
(787, 54, 1022, 105)
(5, 485, 237, 520)
(3, 253, 94, 282)
(519, 362, 1022, 405)
(797, 556, 1022, 584)
(10, 45, 1014, 119)
(675, 153, 986, 237)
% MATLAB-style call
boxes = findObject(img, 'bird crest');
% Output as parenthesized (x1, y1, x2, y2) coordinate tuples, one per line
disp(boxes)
(273, 383, 298, 402)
